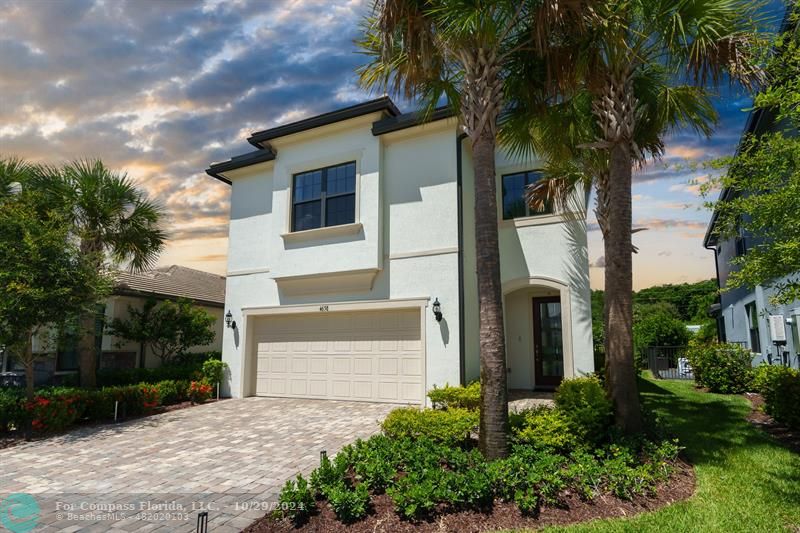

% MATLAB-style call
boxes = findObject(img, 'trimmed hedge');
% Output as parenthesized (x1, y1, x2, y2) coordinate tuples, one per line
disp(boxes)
(0, 379, 193, 434)
(381, 407, 478, 445)
(687, 342, 754, 393)
(427, 381, 481, 410)
(752, 364, 800, 430)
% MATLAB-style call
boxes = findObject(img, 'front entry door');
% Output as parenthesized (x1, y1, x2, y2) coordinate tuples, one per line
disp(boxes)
(533, 297, 564, 388)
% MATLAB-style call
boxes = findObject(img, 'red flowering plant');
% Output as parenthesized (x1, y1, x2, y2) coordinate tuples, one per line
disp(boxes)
(25, 389, 89, 433)
(188, 381, 213, 404)
(139, 384, 160, 413)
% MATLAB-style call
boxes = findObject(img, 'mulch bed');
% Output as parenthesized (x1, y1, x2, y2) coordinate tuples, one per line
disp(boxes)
(244, 460, 695, 533)
(745, 392, 800, 454)
(0, 398, 226, 450)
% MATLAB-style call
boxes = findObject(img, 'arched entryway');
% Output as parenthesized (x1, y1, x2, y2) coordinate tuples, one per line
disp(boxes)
(503, 277, 575, 390)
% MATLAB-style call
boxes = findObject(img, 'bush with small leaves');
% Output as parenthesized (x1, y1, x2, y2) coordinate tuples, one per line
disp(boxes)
(687, 342, 754, 393)
(381, 407, 478, 445)
(427, 381, 481, 410)
(759, 367, 800, 430)
(554, 376, 613, 444)
(511, 406, 579, 451)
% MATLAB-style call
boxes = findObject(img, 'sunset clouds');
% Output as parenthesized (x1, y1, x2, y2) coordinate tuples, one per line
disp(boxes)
(0, 0, 774, 288)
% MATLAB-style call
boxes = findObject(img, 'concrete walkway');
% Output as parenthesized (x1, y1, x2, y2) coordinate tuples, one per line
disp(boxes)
(0, 398, 397, 532)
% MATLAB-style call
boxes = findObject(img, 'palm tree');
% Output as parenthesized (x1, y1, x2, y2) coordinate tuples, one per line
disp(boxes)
(507, 0, 763, 433)
(40, 160, 167, 387)
(358, 0, 581, 459)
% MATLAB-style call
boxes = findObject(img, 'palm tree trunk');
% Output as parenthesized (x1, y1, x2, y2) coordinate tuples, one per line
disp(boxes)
(604, 142, 642, 434)
(473, 128, 509, 460)
(78, 311, 97, 388)
(78, 240, 101, 388)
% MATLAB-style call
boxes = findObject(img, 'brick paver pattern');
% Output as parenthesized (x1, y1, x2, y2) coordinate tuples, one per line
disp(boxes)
(0, 398, 398, 532)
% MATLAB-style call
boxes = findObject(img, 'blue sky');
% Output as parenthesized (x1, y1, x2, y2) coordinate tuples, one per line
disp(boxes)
(0, 0, 786, 289)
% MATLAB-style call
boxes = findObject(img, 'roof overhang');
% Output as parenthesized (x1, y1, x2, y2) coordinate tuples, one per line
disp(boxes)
(205, 149, 276, 185)
(247, 97, 400, 148)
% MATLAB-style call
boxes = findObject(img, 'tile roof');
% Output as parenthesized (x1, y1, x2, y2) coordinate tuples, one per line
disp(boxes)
(114, 265, 226, 306)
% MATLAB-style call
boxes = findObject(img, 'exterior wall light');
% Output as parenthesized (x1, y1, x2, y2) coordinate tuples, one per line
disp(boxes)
(432, 298, 443, 322)
(225, 310, 237, 330)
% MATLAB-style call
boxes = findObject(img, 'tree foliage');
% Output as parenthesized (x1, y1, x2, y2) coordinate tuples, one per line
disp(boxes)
(633, 303, 691, 363)
(0, 160, 110, 398)
(704, 14, 800, 304)
(108, 298, 216, 365)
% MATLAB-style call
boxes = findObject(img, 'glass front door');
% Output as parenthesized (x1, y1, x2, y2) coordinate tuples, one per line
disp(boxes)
(533, 297, 564, 388)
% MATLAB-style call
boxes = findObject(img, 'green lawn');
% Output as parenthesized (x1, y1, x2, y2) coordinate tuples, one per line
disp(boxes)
(541, 377, 800, 533)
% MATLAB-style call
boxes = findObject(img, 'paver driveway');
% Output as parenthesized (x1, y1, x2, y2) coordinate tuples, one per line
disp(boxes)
(0, 398, 398, 532)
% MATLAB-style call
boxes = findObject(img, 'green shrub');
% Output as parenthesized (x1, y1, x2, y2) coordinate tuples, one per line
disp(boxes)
(427, 381, 480, 410)
(388, 470, 447, 519)
(444, 466, 494, 509)
(310, 451, 349, 494)
(687, 343, 754, 393)
(188, 381, 213, 404)
(381, 407, 477, 445)
(751, 364, 795, 395)
(0, 388, 24, 433)
(154, 380, 190, 405)
(760, 367, 800, 430)
(278, 475, 316, 522)
(345, 437, 397, 493)
(25, 388, 91, 432)
(510, 406, 578, 450)
(554, 376, 613, 444)
(633, 303, 691, 367)
(201, 359, 228, 384)
(324, 483, 370, 523)
(97, 365, 203, 387)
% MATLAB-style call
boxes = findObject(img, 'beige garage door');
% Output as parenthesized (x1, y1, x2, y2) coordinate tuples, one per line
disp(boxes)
(252, 309, 423, 403)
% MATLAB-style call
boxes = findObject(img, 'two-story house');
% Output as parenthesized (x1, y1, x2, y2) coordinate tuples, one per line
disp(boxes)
(704, 108, 800, 369)
(206, 97, 594, 403)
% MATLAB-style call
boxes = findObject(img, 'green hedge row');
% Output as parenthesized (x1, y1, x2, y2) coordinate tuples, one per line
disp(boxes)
(0, 379, 213, 434)
(686, 342, 800, 430)
(277, 376, 680, 525)
(95, 351, 221, 386)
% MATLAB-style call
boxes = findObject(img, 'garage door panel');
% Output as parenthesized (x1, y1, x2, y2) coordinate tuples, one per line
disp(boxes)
(253, 309, 423, 403)
(310, 357, 328, 374)
(309, 379, 327, 396)
(353, 358, 372, 374)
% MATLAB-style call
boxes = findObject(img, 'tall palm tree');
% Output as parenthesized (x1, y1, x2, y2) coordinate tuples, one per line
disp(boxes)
(507, 0, 763, 433)
(40, 160, 167, 387)
(358, 0, 580, 459)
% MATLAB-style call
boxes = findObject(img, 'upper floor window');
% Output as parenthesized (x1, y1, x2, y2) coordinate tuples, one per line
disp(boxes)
(292, 162, 356, 232)
(502, 170, 551, 220)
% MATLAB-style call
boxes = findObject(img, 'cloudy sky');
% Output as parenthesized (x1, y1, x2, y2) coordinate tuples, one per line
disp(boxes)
(0, 0, 784, 290)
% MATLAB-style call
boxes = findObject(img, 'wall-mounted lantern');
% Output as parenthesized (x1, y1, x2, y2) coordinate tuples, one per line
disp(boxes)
(225, 310, 237, 330)
(432, 298, 443, 322)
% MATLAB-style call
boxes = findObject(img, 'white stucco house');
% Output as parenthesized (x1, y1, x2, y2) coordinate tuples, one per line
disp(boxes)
(206, 97, 594, 403)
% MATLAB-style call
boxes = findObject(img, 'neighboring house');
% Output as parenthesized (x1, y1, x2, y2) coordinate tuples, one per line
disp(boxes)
(206, 97, 594, 404)
(0, 265, 226, 384)
(704, 14, 800, 368)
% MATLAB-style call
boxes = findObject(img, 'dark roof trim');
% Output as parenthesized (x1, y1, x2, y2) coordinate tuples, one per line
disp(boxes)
(372, 106, 456, 135)
(205, 149, 276, 185)
(247, 97, 401, 148)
